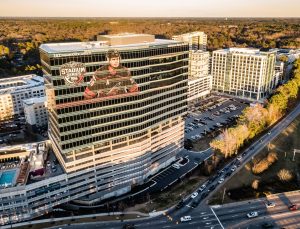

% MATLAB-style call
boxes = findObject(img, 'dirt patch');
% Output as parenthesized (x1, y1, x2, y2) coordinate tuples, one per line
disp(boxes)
(192, 136, 213, 151)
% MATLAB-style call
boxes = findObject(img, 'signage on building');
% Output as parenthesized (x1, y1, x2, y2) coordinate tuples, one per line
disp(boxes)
(59, 61, 86, 85)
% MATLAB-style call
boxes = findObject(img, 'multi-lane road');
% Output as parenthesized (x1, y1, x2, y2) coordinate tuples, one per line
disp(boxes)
(213, 192, 300, 228)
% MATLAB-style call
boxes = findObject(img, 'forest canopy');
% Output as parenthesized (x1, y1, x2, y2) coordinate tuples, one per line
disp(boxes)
(0, 18, 299, 77)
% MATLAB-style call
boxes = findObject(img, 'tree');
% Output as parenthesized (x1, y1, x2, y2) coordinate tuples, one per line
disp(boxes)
(279, 55, 288, 63)
(267, 152, 278, 164)
(0, 45, 10, 56)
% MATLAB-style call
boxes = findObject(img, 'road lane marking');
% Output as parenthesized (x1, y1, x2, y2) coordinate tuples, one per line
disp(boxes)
(210, 207, 225, 229)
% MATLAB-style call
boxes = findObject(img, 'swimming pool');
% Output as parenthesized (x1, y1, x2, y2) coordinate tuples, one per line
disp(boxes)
(0, 170, 16, 186)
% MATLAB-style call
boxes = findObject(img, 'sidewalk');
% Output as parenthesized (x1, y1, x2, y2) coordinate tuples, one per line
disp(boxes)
(1, 211, 149, 229)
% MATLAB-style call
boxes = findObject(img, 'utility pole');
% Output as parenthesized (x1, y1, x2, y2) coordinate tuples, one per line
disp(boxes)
(293, 149, 300, 161)
(222, 188, 226, 204)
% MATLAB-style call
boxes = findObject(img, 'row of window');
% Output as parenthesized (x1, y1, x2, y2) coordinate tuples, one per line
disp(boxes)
(58, 88, 185, 126)
(59, 96, 184, 137)
(56, 82, 187, 115)
(41, 46, 189, 66)
(61, 107, 186, 150)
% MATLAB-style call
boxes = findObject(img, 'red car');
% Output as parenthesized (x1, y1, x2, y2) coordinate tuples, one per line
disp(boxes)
(289, 204, 297, 211)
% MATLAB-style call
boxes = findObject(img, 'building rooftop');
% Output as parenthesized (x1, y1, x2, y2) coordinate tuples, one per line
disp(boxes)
(0, 74, 44, 95)
(214, 48, 277, 56)
(39, 36, 181, 54)
(0, 141, 64, 188)
(23, 96, 46, 106)
(172, 31, 206, 38)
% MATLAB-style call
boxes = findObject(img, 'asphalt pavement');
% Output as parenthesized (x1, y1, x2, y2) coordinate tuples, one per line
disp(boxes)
(212, 192, 300, 228)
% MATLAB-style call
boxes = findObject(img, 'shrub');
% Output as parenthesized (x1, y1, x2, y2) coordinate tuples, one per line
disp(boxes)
(277, 169, 293, 182)
(252, 179, 260, 190)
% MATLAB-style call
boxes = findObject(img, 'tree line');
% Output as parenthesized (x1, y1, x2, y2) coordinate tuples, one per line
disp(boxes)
(210, 58, 300, 157)
(0, 18, 299, 76)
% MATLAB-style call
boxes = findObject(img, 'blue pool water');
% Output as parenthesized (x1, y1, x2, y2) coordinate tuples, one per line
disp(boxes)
(0, 170, 16, 185)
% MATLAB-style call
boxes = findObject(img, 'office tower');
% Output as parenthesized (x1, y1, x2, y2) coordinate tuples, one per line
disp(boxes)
(40, 33, 189, 196)
(211, 48, 277, 101)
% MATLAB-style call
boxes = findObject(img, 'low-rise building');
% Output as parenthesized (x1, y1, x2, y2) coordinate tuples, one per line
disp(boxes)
(23, 96, 48, 131)
(0, 75, 45, 120)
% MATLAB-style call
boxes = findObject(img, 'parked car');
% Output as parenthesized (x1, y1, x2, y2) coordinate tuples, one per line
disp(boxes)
(247, 211, 258, 218)
(237, 155, 242, 161)
(180, 216, 192, 222)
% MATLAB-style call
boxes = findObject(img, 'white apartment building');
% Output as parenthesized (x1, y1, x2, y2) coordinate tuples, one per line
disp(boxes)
(211, 48, 277, 101)
(188, 50, 212, 101)
(172, 31, 207, 51)
(0, 75, 45, 120)
(23, 96, 48, 129)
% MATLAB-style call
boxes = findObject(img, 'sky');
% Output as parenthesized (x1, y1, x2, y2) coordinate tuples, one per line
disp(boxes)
(0, 0, 299, 18)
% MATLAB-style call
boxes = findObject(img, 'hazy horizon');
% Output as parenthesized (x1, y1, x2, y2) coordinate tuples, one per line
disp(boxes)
(1, 0, 300, 18)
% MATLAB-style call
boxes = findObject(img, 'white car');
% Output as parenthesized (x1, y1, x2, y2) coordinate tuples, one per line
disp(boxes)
(231, 165, 237, 172)
(180, 216, 192, 222)
(199, 184, 206, 192)
(265, 201, 276, 208)
(218, 177, 225, 184)
(191, 192, 198, 199)
(247, 211, 258, 218)
(172, 164, 180, 169)
(237, 155, 242, 161)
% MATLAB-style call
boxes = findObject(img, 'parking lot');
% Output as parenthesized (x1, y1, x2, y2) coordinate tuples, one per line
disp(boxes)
(184, 96, 249, 144)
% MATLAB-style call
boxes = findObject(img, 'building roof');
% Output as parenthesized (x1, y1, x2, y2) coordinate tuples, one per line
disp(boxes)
(213, 48, 277, 56)
(0, 75, 44, 95)
(39, 37, 181, 54)
(23, 96, 46, 106)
